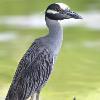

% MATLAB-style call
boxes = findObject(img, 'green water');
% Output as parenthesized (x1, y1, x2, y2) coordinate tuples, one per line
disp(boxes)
(0, 0, 100, 15)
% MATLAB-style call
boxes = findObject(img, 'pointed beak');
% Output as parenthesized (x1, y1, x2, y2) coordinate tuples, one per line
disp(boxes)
(63, 9, 82, 19)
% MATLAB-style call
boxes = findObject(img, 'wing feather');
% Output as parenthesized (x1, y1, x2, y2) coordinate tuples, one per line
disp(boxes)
(6, 40, 54, 100)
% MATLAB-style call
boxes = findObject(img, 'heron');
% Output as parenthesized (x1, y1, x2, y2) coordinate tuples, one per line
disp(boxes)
(5, 3, 82, 100)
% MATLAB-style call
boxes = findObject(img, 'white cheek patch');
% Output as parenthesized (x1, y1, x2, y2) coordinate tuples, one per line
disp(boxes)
(46, 9, 59, 14)
(56, 3, 70, 10)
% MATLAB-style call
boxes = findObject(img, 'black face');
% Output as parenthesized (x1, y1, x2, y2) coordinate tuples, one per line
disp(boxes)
(45, 3, 65, 20)
(45, 3, 82, 20)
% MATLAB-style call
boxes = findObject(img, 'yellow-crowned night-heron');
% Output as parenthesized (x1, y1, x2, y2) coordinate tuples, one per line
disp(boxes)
(5, 3, 82, 100)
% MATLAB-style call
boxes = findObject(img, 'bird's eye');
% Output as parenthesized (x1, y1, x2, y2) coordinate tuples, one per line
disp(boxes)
(53, 6, 59, 11)
(58, 8, 64, 14)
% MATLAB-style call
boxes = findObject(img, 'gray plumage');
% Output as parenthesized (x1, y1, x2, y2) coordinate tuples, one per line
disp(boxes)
(6, 42, 54, 100)
(5, 3, 82, 100)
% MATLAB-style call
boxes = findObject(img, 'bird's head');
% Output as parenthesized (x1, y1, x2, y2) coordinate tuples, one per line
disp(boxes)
(45, 3, 82, 20)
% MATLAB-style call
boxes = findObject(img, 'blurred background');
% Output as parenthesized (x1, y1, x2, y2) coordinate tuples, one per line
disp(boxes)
(0, 0, 100, 100)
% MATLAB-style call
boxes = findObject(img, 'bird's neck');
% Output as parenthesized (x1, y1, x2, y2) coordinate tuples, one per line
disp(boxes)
(46, 17, 63, 37)
(45, 17, 63, 55)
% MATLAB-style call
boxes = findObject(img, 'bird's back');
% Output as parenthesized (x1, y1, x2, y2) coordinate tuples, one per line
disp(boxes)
(5, 38, 54, 100)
